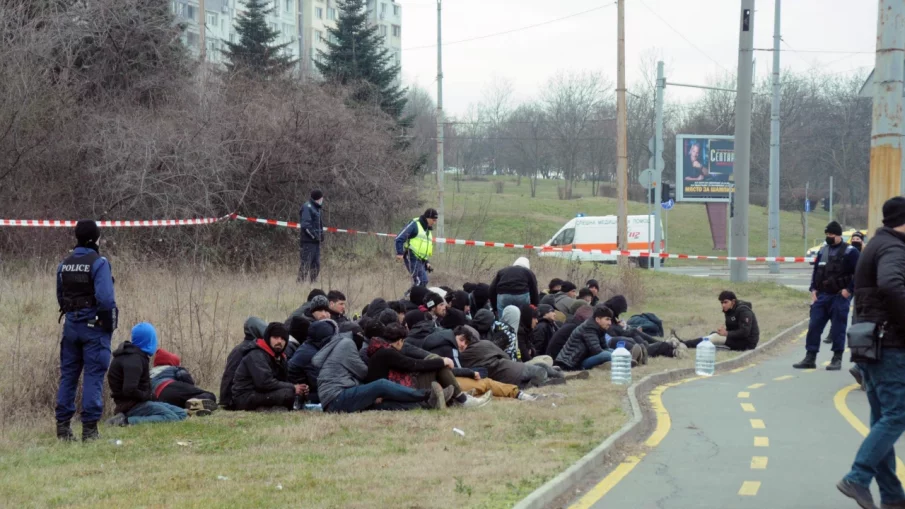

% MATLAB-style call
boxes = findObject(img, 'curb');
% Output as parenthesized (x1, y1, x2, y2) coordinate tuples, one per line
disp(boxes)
(512, 318, 809, 509)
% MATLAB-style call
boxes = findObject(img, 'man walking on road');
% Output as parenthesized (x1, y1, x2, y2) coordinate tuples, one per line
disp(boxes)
(395, 208, 438, 287)
(837, 197, 905, 509)
(298, 190, 324, 283)
(794, 221, 859, 371)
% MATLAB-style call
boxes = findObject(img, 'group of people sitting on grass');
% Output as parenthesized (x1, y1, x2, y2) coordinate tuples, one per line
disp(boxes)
(102, 257, 761, 426)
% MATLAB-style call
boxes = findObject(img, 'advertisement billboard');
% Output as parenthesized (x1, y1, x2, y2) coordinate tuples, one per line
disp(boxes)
(675, 135, 735, 203)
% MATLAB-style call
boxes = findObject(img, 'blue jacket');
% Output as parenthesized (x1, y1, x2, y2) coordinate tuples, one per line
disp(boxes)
(299, 200, 323, 244)
(810, 242, 860, 294)
(395, 217, 427, 256)
(56, 247, 116, 323)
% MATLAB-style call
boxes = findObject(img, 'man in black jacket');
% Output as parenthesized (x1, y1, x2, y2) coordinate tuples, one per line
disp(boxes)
(220, 317, 267, 409)
(232, 323, 308, 411)
(489, 257, 539, 314)
(837, 197, 905, 509)
(106, 323, 187, 427)
(555, 306, 614, 371)
(530, 305, 559, 356)
(679, 292, 760, 352)
(298, 190, 325, 283)
(547, 305, 594, 360)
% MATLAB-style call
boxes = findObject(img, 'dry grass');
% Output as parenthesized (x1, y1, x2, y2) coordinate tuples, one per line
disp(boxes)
(0, 253, 809, 508)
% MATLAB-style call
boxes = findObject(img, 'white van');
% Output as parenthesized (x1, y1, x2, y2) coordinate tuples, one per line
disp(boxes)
(538, 215, 665, 267)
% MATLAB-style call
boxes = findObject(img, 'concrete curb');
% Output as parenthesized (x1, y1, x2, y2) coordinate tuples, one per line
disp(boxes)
(512, 318, 809, 509)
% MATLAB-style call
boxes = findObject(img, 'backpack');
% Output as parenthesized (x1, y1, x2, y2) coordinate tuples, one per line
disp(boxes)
(627, 313, 664, 337)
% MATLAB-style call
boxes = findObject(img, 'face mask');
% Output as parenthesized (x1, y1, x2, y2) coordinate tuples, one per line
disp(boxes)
(825, 237, 835, 245)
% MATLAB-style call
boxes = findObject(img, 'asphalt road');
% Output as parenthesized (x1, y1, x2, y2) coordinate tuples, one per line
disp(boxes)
(566, 336, 897, 509)
(661, 265, 814, 292)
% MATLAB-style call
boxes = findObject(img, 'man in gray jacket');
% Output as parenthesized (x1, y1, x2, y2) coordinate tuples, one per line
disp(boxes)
(312, 331, 451, 412)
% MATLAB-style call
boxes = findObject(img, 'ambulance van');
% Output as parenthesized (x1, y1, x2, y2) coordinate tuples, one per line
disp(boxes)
(538, 215, 665, 267)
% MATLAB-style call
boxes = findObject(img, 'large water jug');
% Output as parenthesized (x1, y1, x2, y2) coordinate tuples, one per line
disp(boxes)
(695, 337, 716, 376)
(611, 341, 632, 385)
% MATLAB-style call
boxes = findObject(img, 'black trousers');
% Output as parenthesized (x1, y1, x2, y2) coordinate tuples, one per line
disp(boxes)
(233, 388, 295, 411)
(158, 381, 216, 408)
(298, 243, 321, 283)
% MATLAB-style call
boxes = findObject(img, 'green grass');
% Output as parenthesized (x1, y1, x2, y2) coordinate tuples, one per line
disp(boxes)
(427, 177, 843, 259)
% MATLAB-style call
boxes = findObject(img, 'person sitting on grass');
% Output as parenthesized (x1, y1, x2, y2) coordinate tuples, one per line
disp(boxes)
(586, 279, 601, 306)
(555, 306, 615, 371)
(327, 290, 349, 324)
(603, 296, 686, 359)
(151, 348, 217, 416)
(106, 323, 187, 426)
(364, 323, 490, 409)
(578, 288, 594, 304)
(546, 304, 594, 360)
(232, 322, 308, 412)
(220, 317, 267, 410)
(287, 319, 337, 404)
(449, 326, 537, 401)
(672, 291, 760, 351)
(312, 322, 454, 412)
(470, 308, 496, 342)
(456, 325, 573, 389)
(284, 289, 327, 327)
(491, 305, 522, 361)
(530, 304, 559, 357)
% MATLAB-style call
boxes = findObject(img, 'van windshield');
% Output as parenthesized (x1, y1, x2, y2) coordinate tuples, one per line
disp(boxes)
(551, 228, 575, 246)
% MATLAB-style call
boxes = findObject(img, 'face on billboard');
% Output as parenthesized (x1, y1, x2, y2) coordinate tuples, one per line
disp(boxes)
(676, 135, 734, 202)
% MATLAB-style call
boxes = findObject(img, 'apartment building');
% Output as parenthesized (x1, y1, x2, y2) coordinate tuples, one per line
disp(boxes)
(171, 0, 400, 82)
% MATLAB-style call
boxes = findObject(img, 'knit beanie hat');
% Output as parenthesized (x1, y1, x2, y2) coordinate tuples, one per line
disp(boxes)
(309, 295, 330, 313)
(263, 322, 289, 342)
(404, 310, 428, 329)
(825, 221, 843, 236)
(378, 308, 400, 326)
(560, 281, 577, 293)
(308, 320, 336, 345)
(535, 304, 554, 319)
(440, 308, 468, 329)
(131, 322, 159, 357)
(311, 189, 324, 201)
(423, 292, 443, 310)
(74, 220, 100, 247)
(306, 289, 326, 302)
(409, 286, 429, 307)
(883, 197, 905, 228)
(153, 348, 180, 367)
(289, 316, 309, 342)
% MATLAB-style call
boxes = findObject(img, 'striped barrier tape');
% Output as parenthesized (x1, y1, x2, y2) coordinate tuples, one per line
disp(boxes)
(0, 213, 815, 263)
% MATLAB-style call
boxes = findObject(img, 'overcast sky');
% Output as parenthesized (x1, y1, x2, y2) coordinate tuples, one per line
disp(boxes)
(398, 0, 878, 116)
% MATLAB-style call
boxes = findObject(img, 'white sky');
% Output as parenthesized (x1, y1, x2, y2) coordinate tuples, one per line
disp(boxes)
(398, 0, 878, 116)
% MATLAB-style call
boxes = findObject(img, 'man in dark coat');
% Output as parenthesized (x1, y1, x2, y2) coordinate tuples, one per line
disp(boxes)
(455, 326, 565, 388)
(489, 257, 539, 314)
(220, 317, 266, 409)
(298, 190, 325, 283)
(555, 306, 613, 371)
(287, 320, 338, 403)
(531, 304, 559, 356)
(680, 292, 760, 352)
(838, 197, 905, 508)
(232, 323, 307, 411)
(546, 305, 593, 360)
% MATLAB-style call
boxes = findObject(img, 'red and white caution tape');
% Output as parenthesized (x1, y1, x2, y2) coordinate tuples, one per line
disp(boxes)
(0, 213, 814, 263)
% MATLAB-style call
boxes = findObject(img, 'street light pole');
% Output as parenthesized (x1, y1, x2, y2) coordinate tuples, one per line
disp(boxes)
(767, 0, 781, 274)
(616, 0, 628, 257)
(730, 0, 755, 283)
(435, 0, 445, 251)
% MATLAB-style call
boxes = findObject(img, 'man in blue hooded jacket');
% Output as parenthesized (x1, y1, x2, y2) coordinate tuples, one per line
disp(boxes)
(55, 220, 117, 442)
(298, 189, 324, 283)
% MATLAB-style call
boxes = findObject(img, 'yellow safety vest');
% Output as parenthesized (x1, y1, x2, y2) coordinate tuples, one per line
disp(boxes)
(405, 218, 433, 260)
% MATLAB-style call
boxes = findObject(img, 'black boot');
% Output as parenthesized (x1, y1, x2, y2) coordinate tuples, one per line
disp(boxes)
(793, 351, 817, 369)
(827, 352, 843, 371)
(56, 420, 75, 442)
(82, 421, 100, 442)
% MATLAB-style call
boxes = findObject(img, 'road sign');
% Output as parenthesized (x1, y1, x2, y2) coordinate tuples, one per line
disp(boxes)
(805, 199, 812, 213)
(662, 199, 675, 210)
(639, 169, 657, 190)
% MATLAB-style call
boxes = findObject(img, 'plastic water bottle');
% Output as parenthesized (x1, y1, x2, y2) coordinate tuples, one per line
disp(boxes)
(611, 341, 632, 385)
(695, 337, 716, 377)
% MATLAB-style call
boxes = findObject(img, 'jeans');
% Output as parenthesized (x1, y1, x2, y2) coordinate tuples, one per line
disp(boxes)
(844, 350, 905, 504)
(55, 320, 112, 424)
(581, 350, 613, 370)
(806, 292, 851, 353)
(326, 379, 427, 413)
(403, 254, 429, 287)
(298, 243, 321, 283)
(496, 293, 531, 316)
(519, 362, 565, 388)
(126, 401, 187, 425)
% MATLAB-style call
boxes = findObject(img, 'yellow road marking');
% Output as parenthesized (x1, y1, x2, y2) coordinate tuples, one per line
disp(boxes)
(822, 361, 831, 367)
(750, 419, 766, 429)
(751, 456, 768, 469)
(834, 384, 905, 483)
(741, 403, 756, 413)
(754, 436, 769, 447)
(738, 481, 761, 496)
(567, 455, 644, 509)
(730, 363, 757, 374)
(773, 375, 794, 381)
(748, 383, 766, 389)
(737, 391, 750, 398)
(803, 369, 817, 373)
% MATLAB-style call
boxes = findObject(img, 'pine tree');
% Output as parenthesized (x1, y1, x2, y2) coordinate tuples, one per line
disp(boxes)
(316, 0, 406, 118)
(223, 0, 296, 78)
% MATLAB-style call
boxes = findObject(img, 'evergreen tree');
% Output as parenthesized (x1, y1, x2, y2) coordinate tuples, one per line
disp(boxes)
(223, 0, 296, 78)
(316, 0, 406, 118)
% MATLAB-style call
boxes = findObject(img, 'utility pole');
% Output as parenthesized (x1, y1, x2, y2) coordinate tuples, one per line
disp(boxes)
(199, 0, 207, 62)
(868, 0, 905, 232)
(805, 181, 809, 255)
(730, 0, 754, 282)
(435, 0, 445, 251)
(616, 0, 628, 256)
(829, 176, 834, 222)
(652, 61, 665, 269)
(767, 0, 781, 274)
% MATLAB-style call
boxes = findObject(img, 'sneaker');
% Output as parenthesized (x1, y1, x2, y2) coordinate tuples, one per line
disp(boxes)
(186, 398, 218, 412)
(674, 343, 689, 360)
(837, 479, 878, 509)
(105, 413, 128, 427)
(564, 370, 590, 381)
(188, 409, 213, 417)
(462, 392, 492, 409)
(517, 391, 538, 401)
(56, 420, 76, 442)
(427, 382, 447, 410)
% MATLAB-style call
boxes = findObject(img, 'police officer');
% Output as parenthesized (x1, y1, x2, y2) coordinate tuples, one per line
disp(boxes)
(298, 189, 324, 283)
(395, 208, 438, 287)
(56, 220, 117, 441)
(794, 221, 859, 371)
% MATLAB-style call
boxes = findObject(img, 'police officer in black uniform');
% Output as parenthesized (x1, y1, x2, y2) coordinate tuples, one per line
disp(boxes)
(55, 220, 117, 441)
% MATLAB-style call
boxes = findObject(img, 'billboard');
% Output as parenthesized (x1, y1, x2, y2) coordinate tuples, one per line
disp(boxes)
(675, 135, 735, 203)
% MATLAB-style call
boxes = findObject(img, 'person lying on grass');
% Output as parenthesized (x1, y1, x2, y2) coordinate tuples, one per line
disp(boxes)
(150, 348, 217, 417)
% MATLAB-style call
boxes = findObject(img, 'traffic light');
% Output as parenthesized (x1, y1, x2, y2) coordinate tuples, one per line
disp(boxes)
(662, 183, 672, 203)
(822, 196, 830, 211)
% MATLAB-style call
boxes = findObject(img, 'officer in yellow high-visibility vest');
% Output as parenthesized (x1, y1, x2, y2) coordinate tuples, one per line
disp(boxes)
(395, 208, 438, 287)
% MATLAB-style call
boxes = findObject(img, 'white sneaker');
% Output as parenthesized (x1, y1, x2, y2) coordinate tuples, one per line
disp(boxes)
(674, 343, 689, 359)
(462, 392, 492, 408)
(517, 391, 538, 401)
